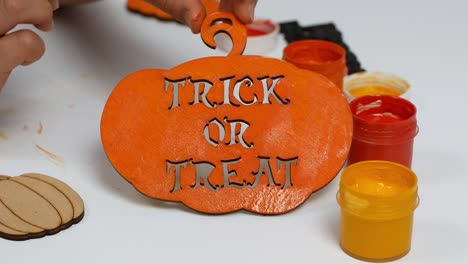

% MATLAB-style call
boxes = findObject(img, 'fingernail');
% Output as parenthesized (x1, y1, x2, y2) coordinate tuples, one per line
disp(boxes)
(184, 12, 193, 26)
(185, 12, 203, 33)
(247, 1, 256, 22)
(50, 0, 59, 11)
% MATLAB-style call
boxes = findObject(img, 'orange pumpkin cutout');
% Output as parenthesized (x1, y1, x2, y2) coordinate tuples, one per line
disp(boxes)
(127, 0, 220, 21)
(101, 13, 353, 215)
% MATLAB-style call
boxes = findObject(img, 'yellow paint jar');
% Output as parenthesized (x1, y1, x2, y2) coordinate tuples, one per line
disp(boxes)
(337, 161, 419, 262)
(343, 72, 411, 102)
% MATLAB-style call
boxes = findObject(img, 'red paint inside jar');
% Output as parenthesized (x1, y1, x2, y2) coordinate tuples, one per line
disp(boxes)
(246, 20, 276, 37)
(353, 97, 414, 124)
(348, 95, 418, 168)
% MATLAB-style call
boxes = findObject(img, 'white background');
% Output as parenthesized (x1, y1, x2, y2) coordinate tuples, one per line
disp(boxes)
(1, 0, 467, 263)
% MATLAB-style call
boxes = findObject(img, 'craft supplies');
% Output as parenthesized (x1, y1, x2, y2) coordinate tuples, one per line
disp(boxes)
(337, 160, 419, 261)
(283, 40, 347, 89)
(348, 95, 418, 168)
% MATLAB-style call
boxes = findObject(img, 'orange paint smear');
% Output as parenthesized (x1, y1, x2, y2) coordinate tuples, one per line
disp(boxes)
(37, 121, 43, 135)
(127, 0, 219, 20)
(0, 132, 8, 140)
(35, 144, 64, 167)
(0, 107, 16, 114)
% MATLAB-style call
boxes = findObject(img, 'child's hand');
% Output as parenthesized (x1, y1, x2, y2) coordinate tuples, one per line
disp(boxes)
(0, 0, 59, 91)
(147, 0, 257, 33)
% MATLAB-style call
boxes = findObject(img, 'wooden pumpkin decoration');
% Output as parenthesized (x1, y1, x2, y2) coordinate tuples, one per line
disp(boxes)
(0, 173, 84, 241)
(101, 12, 353, 215)
(127, 0, 219, 21)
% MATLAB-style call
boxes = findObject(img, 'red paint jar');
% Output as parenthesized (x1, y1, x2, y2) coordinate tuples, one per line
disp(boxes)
(348, 95, 418, 167)
(283, 40, 347, 89)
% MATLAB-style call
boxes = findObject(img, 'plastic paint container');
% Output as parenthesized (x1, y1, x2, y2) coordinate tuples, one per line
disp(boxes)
(283, 40, 347, 89)
(217, 19, 280, 55)
(244, 19, 280, 54)
(348, 95, 418, 168)
(343, 72, 411, 102)
(337, 160, 419, 262)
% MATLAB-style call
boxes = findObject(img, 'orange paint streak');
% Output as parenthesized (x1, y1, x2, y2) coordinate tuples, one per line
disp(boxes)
(127, 0, 219, 20)
(0, 132, 8, 140)
(0, 107, 16, 114)
(35, 144, 64, 167)
(37, 121, 43, 135)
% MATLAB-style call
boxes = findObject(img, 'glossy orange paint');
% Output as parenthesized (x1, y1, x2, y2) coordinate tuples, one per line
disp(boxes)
(127, 0, 219, 20)
(101, 13, 353, 215)
(283, 40, 348, 89)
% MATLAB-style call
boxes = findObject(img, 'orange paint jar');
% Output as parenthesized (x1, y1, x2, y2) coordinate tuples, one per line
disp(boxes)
(283, 40, 347, 89)
(337, 160, 419, 261)
(348, 95, 418, 168)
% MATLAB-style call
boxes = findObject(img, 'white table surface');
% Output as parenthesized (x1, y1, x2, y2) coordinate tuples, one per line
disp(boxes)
(1, 0, 467, 263)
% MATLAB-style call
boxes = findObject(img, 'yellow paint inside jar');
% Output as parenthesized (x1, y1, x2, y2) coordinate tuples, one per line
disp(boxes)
(349, 85, 401, 98)
(348, 172, 411, 197)
(337, 161, 419, 261)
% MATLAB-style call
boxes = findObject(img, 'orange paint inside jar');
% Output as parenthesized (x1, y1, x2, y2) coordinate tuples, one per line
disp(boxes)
(337, 160, 419, 262)
(283, 40, 347, 89)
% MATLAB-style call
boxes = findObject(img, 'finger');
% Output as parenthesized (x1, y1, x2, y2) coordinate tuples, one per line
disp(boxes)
(219, 0, 257, 24)
(50, 0, 59, 10)
(145, 0, 206, 33)
(0, 0, 54, 35)
(0, 29, 46, 89)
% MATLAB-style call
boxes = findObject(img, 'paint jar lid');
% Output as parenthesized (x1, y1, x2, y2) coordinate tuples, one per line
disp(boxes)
(350, 95, 418, 145)
(343, 71, 411, 102)
(216, 19, 280, 55)
(337, 160, 419, 220)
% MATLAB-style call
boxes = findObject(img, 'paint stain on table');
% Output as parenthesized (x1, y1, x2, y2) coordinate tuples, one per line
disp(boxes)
(35, 144, 64, 167)
(0, 107, 15, 114)
(0, 132, 8, 141)
(37, 122, 43, 135)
